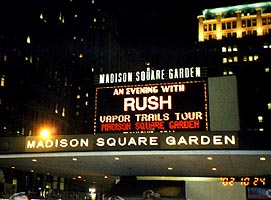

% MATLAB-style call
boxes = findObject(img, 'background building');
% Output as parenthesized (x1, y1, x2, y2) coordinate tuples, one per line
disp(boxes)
(0, 0, 141, 137)
(196, 1, 271, 133)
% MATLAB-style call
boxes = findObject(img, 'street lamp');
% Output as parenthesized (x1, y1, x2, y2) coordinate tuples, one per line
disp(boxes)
(40, 128, 50, 138)
(38, 126, 56, 138)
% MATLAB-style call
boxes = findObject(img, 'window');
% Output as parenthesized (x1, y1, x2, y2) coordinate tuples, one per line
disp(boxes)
(3, 55, 7, 61)
(227, 22, 231, 29)
(263, 43, 269, 48)
(242, 20, 246, 27)
(258, 116, 263, 123)
(208, 24, 212, 31)
(222, 23, 226, 30)
(232, 21, 236, 28)
(233, 45, 238, 51)
(243, 56, 248, 62)
(55, 104, 58, 114)
(1, 75, 5, 87)
(252, 18, 256, 26)
(247, 19, 251, 27)
(27, 36, 31, 44)
(254, 55, 259, 61)
(228, 46, 232, 52)
(228, 57, 233, 62)
(213, 24, 216, 30)
(222, 68, 233, 75)
(62, 108, 65, 117)
(263, 18, 267, 25)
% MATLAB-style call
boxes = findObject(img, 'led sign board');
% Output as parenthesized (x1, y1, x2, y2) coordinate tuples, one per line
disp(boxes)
(94, 80, 208, 134)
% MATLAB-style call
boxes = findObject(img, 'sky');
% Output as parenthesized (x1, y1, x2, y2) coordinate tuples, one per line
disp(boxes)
(0, 0, 267, 48)
(98, 0, 269, 47)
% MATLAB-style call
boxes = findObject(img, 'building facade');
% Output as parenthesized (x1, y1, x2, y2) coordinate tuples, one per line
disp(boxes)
(198, 2, 271, 42)
(0, 0, 137, 137)
(196, 1, 271, 133)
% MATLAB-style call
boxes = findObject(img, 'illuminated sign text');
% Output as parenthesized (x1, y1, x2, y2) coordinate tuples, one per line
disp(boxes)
(96, 67, 202, 84)
(94, 80, 208, 134)
(24, 132, 238, 152)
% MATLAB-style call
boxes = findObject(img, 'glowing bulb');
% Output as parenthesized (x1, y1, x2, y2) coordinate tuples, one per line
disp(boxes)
(40, 129, 50, 138)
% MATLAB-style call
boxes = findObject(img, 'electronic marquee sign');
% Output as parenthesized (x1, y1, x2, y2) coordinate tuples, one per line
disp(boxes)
(94, 80, 208, 134)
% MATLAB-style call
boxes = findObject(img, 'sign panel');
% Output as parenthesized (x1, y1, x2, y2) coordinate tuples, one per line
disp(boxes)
(24, 135, 93, 152)
(94, 131, 238, 151)
(23, 132, 239, 152)
(94, 80, 208, 134)
(94, 67, 204, 85)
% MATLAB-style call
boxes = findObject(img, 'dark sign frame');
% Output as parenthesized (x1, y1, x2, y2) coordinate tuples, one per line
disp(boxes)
(94, 80, 208, 134)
